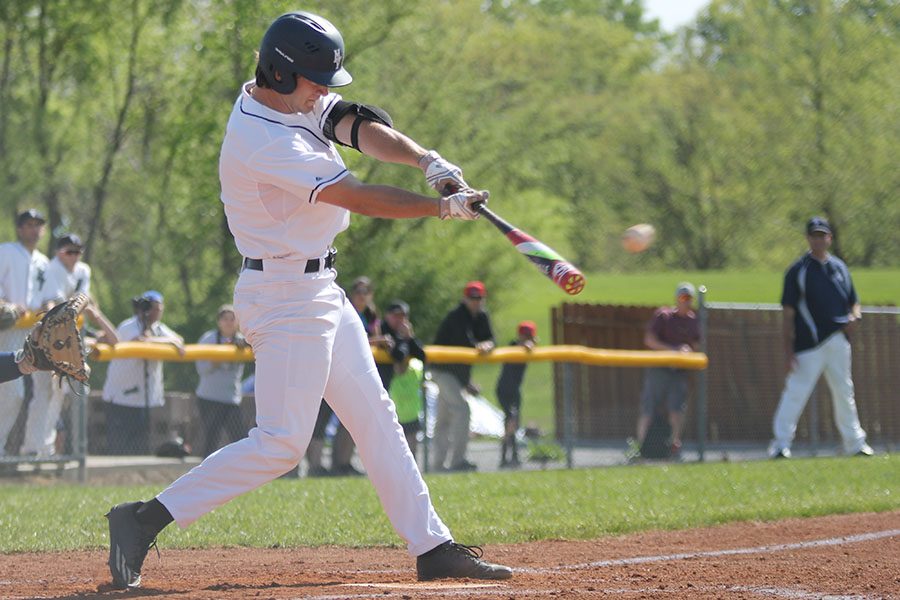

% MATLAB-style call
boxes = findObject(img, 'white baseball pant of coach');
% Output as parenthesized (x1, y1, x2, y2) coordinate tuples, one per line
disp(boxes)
(772, 331, 868, 454)
(157, 260, 452, 556)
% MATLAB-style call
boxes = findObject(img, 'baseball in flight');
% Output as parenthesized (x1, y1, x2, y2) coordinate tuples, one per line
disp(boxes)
(621, 223, 656, 253)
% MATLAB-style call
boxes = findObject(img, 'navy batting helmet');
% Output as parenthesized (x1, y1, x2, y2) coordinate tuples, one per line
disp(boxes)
(257, 11, 352, 93)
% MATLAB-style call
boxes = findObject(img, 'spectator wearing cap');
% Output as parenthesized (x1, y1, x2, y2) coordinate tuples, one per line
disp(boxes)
(635, 282, 701, 459)
(195, 305, 249, 456)
(0, 209, 50, 459)
(102, 290, 185, 455)
(380, 299, 426, 389)
(43, 234, 90, 301)
(768, 217, 873, 459)
(40, 233, 118, 344)
(431, 281, 495, 472)
(495, 321, 537, 468)
(381, 300, 427, 459)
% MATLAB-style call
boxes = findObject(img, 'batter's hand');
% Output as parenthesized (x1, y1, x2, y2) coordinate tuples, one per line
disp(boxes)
(419, 150, 468, 193)
(439, 189, 488, 220)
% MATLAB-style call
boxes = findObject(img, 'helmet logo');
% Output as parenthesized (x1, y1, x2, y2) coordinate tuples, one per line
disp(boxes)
(275, 47, 294, 64)
(333, 48, 343, 69)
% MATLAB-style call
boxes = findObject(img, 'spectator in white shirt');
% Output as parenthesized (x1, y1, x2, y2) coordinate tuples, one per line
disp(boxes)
(0, 209, 49, 457)
(195, 305, 248, 456)
(102, 291, 184, 455)
(22, 233, 119, 456)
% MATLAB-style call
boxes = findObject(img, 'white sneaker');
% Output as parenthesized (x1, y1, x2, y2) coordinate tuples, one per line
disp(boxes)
(853, 444, 875, 457)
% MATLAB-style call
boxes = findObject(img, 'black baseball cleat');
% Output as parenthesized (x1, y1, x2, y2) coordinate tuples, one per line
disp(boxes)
(106, 502, 159, 589)
(417, 541, 513, 581)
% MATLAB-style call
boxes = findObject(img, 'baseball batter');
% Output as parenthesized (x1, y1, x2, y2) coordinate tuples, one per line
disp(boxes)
(106, 11, 511, 589)
(768, 217, 874, 459)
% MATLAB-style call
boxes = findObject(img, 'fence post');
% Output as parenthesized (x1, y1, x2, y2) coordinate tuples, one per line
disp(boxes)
(77, 389, 88, 483)
(809, 388, 819, 457)
(422, 364, 430, 474)
(563, 362, 574, 469)
(697, 286, 708, 462)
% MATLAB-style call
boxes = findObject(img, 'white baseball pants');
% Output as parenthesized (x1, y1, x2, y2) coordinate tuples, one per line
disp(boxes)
(771, 331, 868, 454)
(0, 328, 29, 455)
(19, 371, 65, 456)
(158, 264, 451, 556)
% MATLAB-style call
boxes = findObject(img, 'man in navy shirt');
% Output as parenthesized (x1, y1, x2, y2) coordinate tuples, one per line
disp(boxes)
(769, 217, 873, 459)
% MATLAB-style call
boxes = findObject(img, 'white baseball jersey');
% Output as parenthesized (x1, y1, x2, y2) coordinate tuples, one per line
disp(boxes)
(219, 82, 351, 260)
(0, 241, 49, 309)
(102, 317, 180, 408)
(41, 256, 91, 304)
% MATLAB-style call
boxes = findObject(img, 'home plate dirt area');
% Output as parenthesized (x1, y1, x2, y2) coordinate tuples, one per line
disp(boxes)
(1, 511, 897, 599)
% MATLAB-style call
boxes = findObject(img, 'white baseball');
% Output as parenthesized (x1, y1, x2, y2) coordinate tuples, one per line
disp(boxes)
(621, 223, 656, 253)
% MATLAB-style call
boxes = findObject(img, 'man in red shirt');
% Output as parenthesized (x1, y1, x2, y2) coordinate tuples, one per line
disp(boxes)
(636, 282, 701, 458)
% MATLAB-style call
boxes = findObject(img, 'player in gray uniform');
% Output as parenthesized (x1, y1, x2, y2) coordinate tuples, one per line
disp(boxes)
(106, 11, 511, 589)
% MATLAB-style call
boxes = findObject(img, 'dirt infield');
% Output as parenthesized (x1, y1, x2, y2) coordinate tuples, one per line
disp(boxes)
(1, 511, 897, 599)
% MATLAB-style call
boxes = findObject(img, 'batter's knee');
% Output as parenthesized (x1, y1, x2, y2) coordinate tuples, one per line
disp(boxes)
(250, 429, 306, 468)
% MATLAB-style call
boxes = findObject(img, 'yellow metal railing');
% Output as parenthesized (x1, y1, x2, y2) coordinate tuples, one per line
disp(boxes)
(90, 342, 707, 369)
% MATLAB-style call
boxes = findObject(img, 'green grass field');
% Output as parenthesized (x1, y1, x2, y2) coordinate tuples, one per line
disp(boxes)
(480, 268, 900, 434)
(0, 455, 895, 552)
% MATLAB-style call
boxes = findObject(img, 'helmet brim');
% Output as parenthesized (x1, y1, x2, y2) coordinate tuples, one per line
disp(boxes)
(305, 67, 352, 88)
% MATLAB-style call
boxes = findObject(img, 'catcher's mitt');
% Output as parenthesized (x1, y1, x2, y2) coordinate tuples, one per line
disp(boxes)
(22, 292, 90, 383)
(0, 302, 22, 330)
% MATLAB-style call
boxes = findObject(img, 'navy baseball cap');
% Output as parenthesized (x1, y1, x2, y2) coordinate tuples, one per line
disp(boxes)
(16, 208, 46, 226)
(56, 233, 83, 249)
(386, 300, 410, 315)
(806, 216, 831, 235)
(142, 290, 164, 303)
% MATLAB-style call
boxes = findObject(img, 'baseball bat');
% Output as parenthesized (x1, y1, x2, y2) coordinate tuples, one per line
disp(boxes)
(474, 203, 586, 295)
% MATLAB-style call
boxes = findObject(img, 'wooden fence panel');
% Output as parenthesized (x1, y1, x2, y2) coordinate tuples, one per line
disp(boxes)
(553, 304, 899, 444)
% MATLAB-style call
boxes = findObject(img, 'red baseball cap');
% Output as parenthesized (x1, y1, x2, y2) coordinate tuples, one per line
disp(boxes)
(518, 321, 537, 337)
(464, 281, 486, 298)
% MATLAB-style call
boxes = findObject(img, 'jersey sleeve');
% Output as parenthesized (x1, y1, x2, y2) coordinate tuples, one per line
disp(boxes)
(842, 262, 858, 306)
(315, 92, 344, 133)
(781, 263, 800, 308)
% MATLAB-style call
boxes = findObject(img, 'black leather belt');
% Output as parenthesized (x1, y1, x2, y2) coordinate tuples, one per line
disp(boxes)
(242, 249, 336, 273)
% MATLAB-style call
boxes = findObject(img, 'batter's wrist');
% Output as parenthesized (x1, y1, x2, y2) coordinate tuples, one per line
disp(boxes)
(418, 150, 440, 171)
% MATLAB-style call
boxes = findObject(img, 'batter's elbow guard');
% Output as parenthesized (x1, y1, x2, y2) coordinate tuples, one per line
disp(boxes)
(323, 101, 393, 152)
